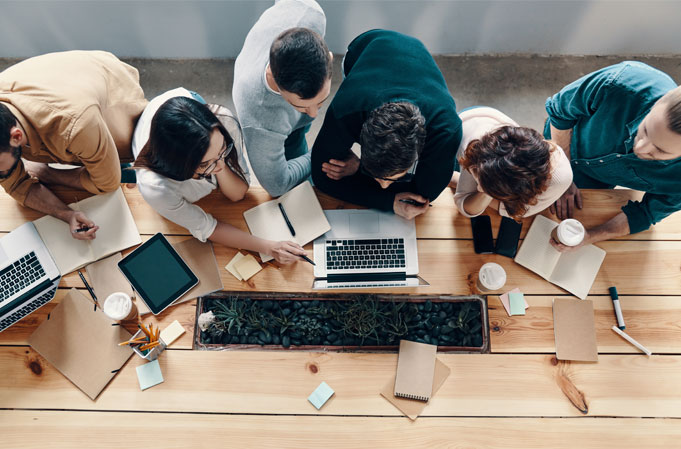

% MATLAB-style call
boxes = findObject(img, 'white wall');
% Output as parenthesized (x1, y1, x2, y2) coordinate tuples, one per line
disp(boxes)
(2, 1, 681, 58)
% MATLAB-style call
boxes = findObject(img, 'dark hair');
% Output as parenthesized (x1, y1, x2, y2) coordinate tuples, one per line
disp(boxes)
(269, 27, 332, 99)
(459, 126, 553, 220)
(663, 87, 681, 135)
(0, 102, 17, 153)
(359, 102, 426, 178)
(134, 97, 245, 182)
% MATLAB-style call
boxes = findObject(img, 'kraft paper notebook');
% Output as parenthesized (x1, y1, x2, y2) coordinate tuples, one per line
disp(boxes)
(27, 288, 134, 400)
(514, 215, 606, 299)
(553, 297, 599, 362)
(394, 340, 438, 401)
(33, 187, 141, 275)
(243, 181, 330, 262)
(381, 359, 450, 420)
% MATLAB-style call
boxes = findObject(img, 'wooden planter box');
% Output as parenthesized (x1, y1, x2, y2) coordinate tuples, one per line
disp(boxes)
(195, 292, 490, 353)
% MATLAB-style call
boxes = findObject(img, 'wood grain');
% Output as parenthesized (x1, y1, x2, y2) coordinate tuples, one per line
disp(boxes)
(2, 349, 680, 418)
(3, 411, 680, 449)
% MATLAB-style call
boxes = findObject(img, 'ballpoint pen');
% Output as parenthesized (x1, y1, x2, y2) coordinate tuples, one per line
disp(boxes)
(278, 202, 296, 236)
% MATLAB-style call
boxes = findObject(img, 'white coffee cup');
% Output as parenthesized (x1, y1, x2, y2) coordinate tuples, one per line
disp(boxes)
(477, 262, 507, 293)
(552, 219, 585, 246)
(103, 292, 137, 322)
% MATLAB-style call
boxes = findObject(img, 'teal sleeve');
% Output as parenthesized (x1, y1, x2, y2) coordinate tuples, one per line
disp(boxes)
(544, 65, 619, 130)
(621, 193, 681, 234)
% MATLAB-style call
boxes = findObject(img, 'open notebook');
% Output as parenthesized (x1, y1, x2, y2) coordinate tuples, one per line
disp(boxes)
(243, 181, 330, 262)
(514, 215, 606, 299)
(32, 188, 141, 275)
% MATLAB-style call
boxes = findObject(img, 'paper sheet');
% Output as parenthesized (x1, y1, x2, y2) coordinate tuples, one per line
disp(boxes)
(499, 288, 529, 316)
(308, 381, 335, 410)
(234, 254, 262, 281)
(136, 359, 164, 390)
(225, 252, 246, 281)
(160, 320, 186, 347)
(509, 292, 526, 316)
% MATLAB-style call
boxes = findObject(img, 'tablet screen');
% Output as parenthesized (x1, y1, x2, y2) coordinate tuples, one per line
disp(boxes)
(118, 233, 198, 315)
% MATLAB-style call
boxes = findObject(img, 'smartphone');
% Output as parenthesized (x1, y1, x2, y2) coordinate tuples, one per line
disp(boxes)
(471, 215, 494, 254)
(495, 216, 523, 258)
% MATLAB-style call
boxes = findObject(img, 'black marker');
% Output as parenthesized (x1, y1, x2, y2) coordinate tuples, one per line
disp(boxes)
(278, 203, 296, 236)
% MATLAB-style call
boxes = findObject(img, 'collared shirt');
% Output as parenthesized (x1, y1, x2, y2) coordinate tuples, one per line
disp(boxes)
(0, 51, 147, 205)
(544, 61, 680, 234)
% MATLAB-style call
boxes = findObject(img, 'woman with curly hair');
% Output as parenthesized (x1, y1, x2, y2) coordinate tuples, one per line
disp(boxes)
(454, 107, 573, 220)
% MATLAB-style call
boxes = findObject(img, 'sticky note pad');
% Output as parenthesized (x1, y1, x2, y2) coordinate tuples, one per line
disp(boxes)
(136, 359, 164, 391)
(233, 254, 263, 281)
(499, 288, 529, 316)
(308, 381, 335, 410)
(160, 320, 186, 347)
(509, 292, 526, 316)
(225, 252, 245, 281)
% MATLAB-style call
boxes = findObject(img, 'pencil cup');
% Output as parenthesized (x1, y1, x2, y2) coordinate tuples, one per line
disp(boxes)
(103, 292, 138, 323)
(131, 329, 167, 361)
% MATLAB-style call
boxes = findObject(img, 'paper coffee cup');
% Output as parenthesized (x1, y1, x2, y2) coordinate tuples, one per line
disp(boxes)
(552, 219, 585, 246)
(477, 262, 507, 293)
(103, 292, 137, 322)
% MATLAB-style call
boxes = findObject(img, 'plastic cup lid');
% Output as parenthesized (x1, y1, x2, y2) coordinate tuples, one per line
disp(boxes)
(479, 262, 507, 290)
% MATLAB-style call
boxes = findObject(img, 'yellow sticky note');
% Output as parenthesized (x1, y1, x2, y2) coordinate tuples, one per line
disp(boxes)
(234, 254, 263, 281)
(225, 252, 246, 281)
(160, 320, 186, 347)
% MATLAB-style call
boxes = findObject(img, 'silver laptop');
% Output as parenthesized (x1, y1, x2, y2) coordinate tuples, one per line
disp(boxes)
(0, 222, 61, 332)
(312, 209, 428, 289)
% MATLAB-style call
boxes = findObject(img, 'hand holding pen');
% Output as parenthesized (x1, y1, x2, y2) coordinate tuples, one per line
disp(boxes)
(69, 211, 98, 241)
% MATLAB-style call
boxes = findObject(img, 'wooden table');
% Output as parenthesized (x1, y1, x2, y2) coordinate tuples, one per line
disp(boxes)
(2, 184, 681, 448)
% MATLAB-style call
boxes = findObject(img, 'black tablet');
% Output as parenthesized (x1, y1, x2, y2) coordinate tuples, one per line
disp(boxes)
(118, 233, 198, 315)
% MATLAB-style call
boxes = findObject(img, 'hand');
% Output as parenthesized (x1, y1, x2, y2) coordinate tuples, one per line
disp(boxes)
(393, 192, 430, 220)
(549, 182, 582, 220)
(69, 211, 98, 240)
(321, 153, 360, 180)
(549, 227, 592, 253)
(23, 160, 49, 180)
(266, 241, 307, 265)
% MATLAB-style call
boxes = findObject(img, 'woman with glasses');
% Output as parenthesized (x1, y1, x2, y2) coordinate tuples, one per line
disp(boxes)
(454, 106, 573, 220)
(132, 88, 307, 264)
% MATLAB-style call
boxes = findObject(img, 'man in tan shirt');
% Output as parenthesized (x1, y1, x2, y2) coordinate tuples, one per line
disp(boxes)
(0, 51, 147, 240)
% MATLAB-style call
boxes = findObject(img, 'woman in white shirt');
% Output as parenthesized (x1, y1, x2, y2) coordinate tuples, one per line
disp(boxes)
(454, 106, 573, 220)
(132, 88, 306, 263)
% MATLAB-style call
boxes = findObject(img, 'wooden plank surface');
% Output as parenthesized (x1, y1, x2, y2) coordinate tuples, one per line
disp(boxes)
(1, 184, 680, 240)
(3, 411, 680, 449)
(0, 289, 197, 350)
(2, 349, 679, 418)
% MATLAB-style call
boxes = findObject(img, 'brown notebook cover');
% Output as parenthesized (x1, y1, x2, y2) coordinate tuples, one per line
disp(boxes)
(553, 298, 599, 362)
(27, 289, 133, 400)
(393, 340, 438, 401)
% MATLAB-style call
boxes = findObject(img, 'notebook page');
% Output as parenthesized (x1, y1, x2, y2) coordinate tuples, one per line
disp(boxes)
(82, 188, 141, 260)
(549, 244, 606, 299)
(33, 214, 93, 274)
(514, 215, 561, 280)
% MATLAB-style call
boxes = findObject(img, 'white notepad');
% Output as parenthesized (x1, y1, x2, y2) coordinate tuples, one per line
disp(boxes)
(32, 187, 141, 274)
(243, 181, 330, 262)
(514, 215, 606, 299)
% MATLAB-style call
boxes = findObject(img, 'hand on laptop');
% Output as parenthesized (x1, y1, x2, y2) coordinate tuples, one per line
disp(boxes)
(394, 192, 430, 220)
(266, 240, 307, 264)
(69, 211, 98, 240)
(321, 153, 360, 180)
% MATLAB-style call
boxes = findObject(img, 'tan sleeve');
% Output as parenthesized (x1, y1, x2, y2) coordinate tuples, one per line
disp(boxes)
(0, 158, 39, 206)
(69, 106, 121, 194)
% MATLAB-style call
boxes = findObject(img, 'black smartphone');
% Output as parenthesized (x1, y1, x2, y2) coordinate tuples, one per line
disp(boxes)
(495, 216, 523, 258)
(471, 215, 494, 254)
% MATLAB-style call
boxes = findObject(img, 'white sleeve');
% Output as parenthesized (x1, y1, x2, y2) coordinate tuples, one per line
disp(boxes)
(138, 182, 218, 242)
(454, 168, 485, 218)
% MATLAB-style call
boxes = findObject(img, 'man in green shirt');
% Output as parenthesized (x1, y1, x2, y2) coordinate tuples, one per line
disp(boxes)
(545, 61, 681, 250)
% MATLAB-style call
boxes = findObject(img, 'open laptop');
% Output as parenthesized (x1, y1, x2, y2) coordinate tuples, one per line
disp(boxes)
(0, 222, 61, 332)
(312, 209, 428, 289)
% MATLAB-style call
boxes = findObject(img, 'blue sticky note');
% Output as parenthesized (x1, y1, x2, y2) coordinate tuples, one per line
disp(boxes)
(136, 359, 164, 391)
(509, 292, 526, 316)
(308, 381, 335, 410)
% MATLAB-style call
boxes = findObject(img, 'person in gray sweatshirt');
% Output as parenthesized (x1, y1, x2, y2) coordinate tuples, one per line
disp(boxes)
(233, 0, 333, 197)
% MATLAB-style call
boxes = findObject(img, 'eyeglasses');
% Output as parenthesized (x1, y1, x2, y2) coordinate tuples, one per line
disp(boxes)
(360, 159, 418, 183)
(196, 139, 234, 179)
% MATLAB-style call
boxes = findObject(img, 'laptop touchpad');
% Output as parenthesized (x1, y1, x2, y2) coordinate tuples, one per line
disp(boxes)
(349, 213, 380, 234)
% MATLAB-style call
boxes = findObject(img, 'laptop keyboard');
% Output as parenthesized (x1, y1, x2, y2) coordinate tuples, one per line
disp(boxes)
(0, 284, 57, 332)
(0, 251, 46, 301)
(325, 238, 406, 271)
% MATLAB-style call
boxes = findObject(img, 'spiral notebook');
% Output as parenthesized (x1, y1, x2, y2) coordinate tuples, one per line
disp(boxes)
(394, 340, 437, 401)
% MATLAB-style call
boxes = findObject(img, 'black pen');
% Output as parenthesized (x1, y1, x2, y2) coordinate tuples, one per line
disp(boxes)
(278, 203, 296, 236)
(75, 226, 92, 233)
(299, 254, 316, 266)
(77, 270, 99, 310)
(399, 198, 433, 207)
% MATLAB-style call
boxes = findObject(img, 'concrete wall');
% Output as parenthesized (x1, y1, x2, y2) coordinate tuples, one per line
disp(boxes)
(2, 1, 681, 58)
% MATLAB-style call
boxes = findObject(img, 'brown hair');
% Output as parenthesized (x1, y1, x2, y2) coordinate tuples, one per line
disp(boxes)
(662, 86, 681, 135)
(459, 126, 553, 220)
